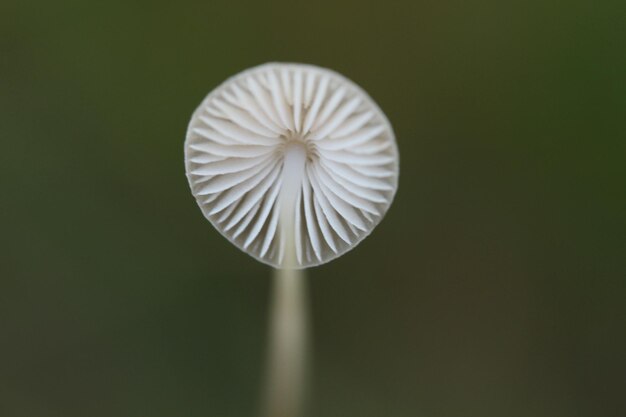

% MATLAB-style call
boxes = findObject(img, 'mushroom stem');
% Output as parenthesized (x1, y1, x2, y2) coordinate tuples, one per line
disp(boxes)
(264, 267, 308, 417)
(263, 141, 310, 417)
(278, 141, 307, 268)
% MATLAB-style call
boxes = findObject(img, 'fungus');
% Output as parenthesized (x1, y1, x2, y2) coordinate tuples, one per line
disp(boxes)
(184, 63, 399, 417)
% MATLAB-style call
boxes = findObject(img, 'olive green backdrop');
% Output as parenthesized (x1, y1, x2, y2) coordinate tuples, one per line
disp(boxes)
(1, 0, 624, 416)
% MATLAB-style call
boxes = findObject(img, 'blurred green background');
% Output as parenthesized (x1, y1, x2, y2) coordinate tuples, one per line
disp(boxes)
(1, 0, 625, 416)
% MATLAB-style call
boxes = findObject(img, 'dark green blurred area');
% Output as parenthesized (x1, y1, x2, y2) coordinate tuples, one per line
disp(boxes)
(1, 0, 625, 416)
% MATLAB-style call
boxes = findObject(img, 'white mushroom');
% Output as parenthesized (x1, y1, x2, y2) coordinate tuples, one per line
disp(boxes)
(185, 63, 400, 417)
(184, 63, 399, 268)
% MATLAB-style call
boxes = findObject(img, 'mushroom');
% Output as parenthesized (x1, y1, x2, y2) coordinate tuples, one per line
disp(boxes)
(185, 63, 399, 269)
(184, 63, 399, 417)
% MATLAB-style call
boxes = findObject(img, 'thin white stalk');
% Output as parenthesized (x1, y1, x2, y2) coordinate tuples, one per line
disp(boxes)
(263, 267, 308, 417)
(262, 142, 310, 417)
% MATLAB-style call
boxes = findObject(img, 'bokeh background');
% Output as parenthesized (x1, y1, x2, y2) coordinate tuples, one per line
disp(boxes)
(1, 0, 624, 416)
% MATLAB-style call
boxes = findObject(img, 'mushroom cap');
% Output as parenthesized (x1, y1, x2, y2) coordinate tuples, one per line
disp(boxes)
(185, 63, 399, 268)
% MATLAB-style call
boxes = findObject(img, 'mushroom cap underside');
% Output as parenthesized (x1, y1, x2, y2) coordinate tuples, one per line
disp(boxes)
(185, 63, 399, 268)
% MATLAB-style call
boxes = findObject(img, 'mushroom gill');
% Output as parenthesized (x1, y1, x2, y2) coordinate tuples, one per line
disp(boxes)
(185, 63, 399, 268)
